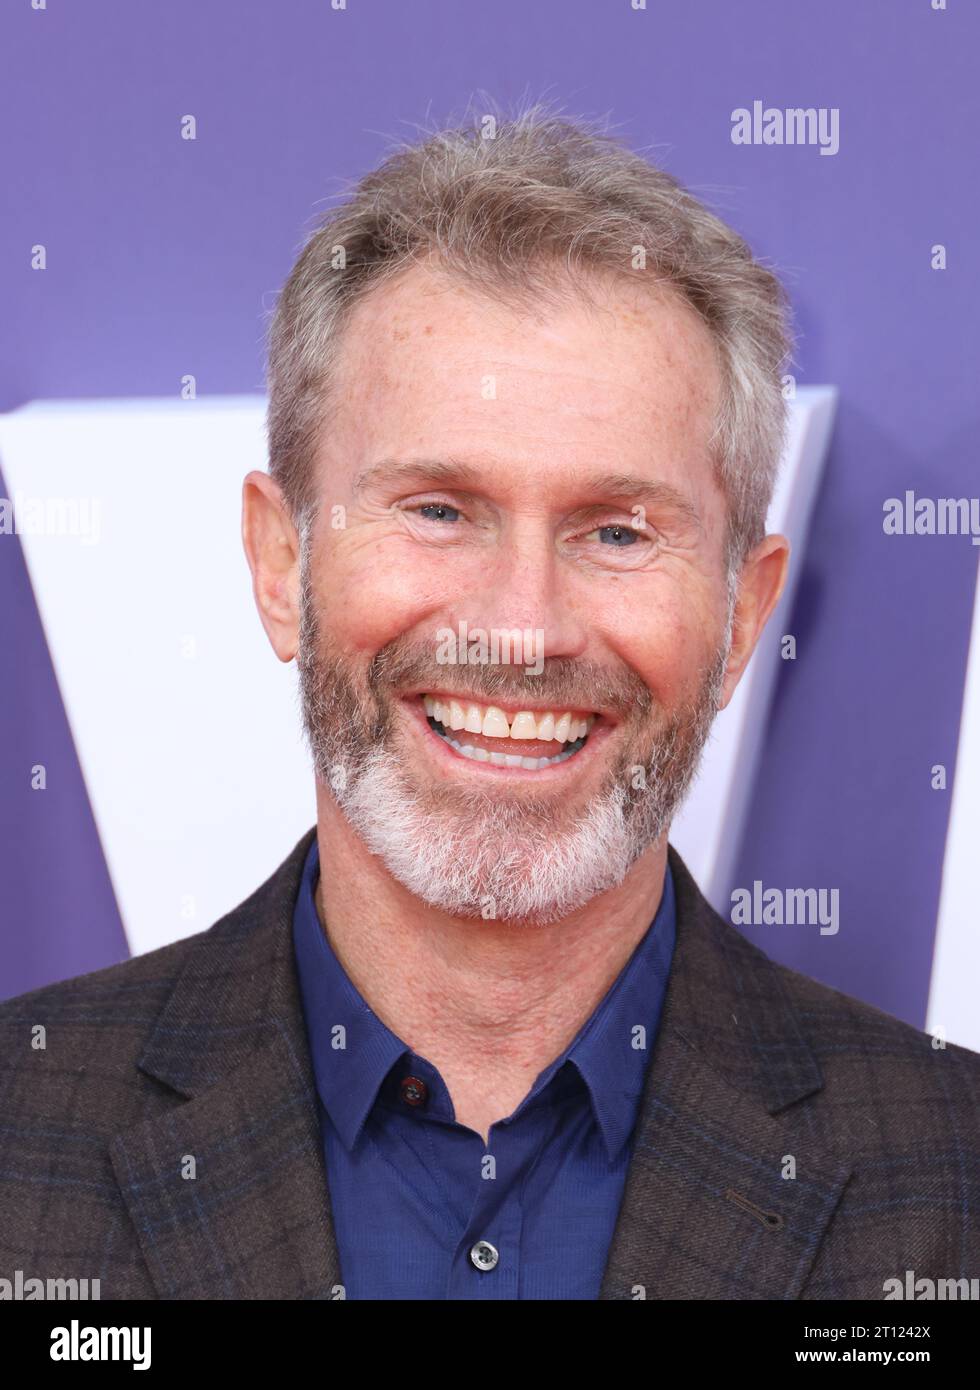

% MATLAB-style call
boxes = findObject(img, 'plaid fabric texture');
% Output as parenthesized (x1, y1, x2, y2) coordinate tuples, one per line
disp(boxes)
(1, 827, 977, 1299)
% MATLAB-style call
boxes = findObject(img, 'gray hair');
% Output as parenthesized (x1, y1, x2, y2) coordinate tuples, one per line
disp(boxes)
(266, 104, 794, 568)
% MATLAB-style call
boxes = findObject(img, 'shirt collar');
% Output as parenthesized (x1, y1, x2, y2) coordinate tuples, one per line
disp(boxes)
(292, 837, 407, 1151)
(292, 836, 676, 1161)
(526, 861, 676, 1159)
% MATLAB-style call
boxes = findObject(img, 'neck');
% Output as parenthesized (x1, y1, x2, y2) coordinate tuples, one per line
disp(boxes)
(311, 781, 668, 1142)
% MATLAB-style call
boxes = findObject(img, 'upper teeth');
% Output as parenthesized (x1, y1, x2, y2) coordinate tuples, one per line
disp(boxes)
(422, 695, 594, 743)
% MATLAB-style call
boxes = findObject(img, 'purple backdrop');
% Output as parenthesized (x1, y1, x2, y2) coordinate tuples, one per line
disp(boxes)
(1, 0, 977, 1025)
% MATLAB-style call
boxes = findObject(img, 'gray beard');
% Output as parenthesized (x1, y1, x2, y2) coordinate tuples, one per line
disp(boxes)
(296, 551, 732, 926)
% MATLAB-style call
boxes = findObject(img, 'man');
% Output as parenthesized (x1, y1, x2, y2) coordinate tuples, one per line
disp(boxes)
(1, 109, 977, 1301)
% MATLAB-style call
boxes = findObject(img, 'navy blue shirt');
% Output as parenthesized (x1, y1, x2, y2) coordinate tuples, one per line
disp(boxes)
(292, 837, 676, 1299)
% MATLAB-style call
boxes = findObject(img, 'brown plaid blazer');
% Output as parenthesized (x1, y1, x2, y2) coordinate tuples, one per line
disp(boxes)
(1, 827, 978, 1299)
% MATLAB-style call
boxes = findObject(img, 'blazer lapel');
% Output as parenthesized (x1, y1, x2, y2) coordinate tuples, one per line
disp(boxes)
(109, 828, 344, 1299)
(599, 845, 853, 1300)
(108, 828, 850, 1300)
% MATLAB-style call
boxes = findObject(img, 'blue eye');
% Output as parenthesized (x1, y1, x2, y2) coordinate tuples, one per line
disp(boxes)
(417, 503, 461, 523)
(596, 524, 639, 546)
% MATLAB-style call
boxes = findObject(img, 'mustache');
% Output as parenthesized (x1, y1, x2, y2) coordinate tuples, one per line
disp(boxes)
(367, 641, 653, 720)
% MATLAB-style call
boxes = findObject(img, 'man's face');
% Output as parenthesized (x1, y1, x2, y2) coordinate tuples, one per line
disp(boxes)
(295, 262, 738, 924)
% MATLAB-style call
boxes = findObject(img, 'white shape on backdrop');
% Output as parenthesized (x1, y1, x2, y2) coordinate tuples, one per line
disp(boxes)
(1, 398, 315, 957)
(0, 390, 836, 964)
(928, 552, 980, 1053)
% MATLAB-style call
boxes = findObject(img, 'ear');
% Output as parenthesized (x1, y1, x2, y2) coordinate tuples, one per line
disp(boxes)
(241, 470, 302, 663)
(719, 533, 791, 710)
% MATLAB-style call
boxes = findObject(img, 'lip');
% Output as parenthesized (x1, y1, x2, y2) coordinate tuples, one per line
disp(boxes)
(403, 687, 616, 726)
(400, 693, 616, 782)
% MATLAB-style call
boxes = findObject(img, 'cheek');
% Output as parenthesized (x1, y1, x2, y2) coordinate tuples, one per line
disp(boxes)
(596, 580, 721, 709)
(315, 532, 450, 657)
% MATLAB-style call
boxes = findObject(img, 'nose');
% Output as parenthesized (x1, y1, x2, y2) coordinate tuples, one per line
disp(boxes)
(448, 518, 590, 666)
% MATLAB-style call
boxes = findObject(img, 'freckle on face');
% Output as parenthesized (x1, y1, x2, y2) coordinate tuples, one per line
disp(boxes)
(328, 263, 724, 512)
(317, 260, 730, 719)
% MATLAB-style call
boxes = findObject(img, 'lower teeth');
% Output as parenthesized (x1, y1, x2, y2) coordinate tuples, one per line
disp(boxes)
(427, 717, 587, 769)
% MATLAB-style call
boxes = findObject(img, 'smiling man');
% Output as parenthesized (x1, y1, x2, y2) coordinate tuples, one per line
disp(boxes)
(1, 109, 978, 1302)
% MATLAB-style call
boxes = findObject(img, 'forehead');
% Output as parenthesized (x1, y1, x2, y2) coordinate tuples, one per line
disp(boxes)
(323, 259, 723, 492)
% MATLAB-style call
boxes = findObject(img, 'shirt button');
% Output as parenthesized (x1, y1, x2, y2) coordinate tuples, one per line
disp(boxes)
(399, 1075, 428, 1107)
(470, 1240, 499, 1272)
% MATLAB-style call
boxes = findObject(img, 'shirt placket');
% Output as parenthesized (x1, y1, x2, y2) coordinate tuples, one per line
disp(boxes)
(444, 1103, 551, 1299)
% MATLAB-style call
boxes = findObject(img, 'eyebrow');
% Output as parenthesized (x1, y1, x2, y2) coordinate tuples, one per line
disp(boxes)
(353, 457, 704, 529)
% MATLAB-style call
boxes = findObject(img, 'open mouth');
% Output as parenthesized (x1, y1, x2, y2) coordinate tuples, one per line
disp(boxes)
(419, 692, 600, 772)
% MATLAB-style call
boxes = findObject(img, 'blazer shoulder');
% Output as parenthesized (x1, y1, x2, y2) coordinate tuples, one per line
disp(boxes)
(0, 946, 188, 1199)
(0, 929, 198, 1028)
(0, 825, 316, 1027)
(669, 843, 980, 1081)
(767, 947, 980, 1112)
(0, 827, 316, 1107)
(774, 949, 979, 1058)
(667, 843, 980, 1130)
